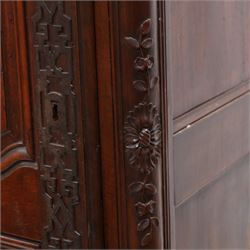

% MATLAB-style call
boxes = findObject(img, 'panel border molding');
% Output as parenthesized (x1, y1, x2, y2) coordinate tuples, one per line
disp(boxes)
(95, 1, 173, 248)
(174, 78, 250, 134)
(0, 234, 40, 249)
(1, 1, 36, 174)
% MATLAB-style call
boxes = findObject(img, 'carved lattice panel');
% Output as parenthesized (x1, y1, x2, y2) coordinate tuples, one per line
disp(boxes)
(32, 1, 81, 248)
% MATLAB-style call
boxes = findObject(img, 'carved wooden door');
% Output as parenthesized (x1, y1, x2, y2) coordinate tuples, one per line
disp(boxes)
(1, 1, 103, 248)
(1, 1, 44, 248)
(1, 1, 250, 249)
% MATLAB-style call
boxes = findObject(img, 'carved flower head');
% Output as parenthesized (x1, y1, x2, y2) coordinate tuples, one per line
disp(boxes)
(124, 102, 161, 174)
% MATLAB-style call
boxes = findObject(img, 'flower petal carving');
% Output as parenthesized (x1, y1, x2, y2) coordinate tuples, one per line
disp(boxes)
(124, 102, 161, 175)
(124, 18, 161, 247)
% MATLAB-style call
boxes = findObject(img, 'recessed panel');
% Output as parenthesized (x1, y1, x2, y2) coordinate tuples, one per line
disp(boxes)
(169, 1, 250, 117)
(174, 94, 250, 205)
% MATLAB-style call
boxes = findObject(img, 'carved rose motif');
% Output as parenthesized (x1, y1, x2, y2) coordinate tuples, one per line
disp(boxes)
(124, 102, 161, 175)
(134, 55, 154, 71)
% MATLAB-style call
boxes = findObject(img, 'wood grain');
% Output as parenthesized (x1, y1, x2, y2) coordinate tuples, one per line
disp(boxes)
(174, 93, 250, 206)
(169, 2, 250, 248)
(0, 234, 40, 249)
(175, 154, 250, 248)
(173, 79, 250, 133)
(1, 168, 44, 240)
(1, 2, 43, 244)
(1, 1, 35, 177)
(95, 1, 168, 248)
(169, 1, 250, 117)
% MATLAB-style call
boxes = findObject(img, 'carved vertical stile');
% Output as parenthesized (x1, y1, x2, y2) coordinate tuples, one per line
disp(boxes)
(123, 15, 164, 248)
(32, 1, 81, 248)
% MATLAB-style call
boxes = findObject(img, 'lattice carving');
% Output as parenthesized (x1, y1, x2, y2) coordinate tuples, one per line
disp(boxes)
(124, 19, 161, 247)
(32, 1, 81, 248)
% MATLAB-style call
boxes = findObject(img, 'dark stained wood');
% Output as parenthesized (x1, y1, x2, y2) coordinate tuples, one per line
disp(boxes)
(1, 1, 44, 243)
(95, 1, 170, 248)
(159, 2, 175, 248)
(1, 168, 43, 240)
(174, 93, 250, 205)
(1, 1, 249, 249)
(76, 2, 104, 248)
(175, 154, 250, 248)
(0, 234, 40, 249)
(94, 2, 122, 248)
(1, 1, 34, 170)
(169, 1, 250, 117)
(2, 1, 104, 248)
(23, 1, 105, 248)
(173, 79, 250, 133)
(1, 53, 7, 131)
(168, 1, 250, 248)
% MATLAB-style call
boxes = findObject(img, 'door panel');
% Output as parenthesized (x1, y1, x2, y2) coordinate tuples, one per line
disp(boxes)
(168, 1, 250, 248)
(1, 1, 249, 249)
(1, 1, 34, 170)
(174, 94, 250, 205)
(1, 1, 43, 243)
(170, 1, 250, 117)
(1, 1, 104, 248)
(175, 154, 250, 248)
(2, 168, 43, 240)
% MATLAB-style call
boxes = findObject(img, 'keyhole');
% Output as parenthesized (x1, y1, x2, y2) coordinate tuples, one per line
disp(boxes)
(52, 104, 59, 121)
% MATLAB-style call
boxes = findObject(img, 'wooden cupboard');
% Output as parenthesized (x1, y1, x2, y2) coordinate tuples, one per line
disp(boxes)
(1, 1, 250, 249)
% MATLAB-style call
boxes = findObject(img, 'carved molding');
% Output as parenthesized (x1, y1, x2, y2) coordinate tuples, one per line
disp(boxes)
(32, 2, 81, 248)
(0, 234, 40, 249)
(124, 19, 161, 247)
(1, 2, 35, 174)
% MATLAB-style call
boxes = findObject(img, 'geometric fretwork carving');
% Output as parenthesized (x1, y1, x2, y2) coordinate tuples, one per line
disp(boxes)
(32, 1, 81, 248)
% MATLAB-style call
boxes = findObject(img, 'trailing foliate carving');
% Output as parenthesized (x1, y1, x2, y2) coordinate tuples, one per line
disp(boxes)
(124, 18, 161, 247)
(32, 1, 81, 248)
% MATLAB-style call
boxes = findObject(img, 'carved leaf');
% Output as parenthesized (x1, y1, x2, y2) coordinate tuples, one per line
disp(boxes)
(150, 76, 159, 89)
(124, 18, 161, 248)
(135, 202, 147, 217)
(145, 183, 157, 195)
(146, 56, 154, 69)
(140, 19, 151, 35)
(141, 38, 153, 49)
(137, 218, 150, 232)
(151, 217, 159, 227)
(129, 182, 144, 193)
(124, 37, 139, 48)
(133, 80, 147, 91)
(150, 154, 158, 168)
(141, 233, 152, 247)
(146, 200, 156, 214)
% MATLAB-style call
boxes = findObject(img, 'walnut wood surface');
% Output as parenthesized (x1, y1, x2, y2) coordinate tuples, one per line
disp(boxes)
(169, 1, 250, 118)
(1, 1, 249, 249)
(95, 1, 170, 248)
(174, 94, 250, 206)
(167, 1, 250, 248)
(0, 234, 40, 249)
(1, 1, 43, 242)
(1, 1, 104, 248)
